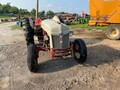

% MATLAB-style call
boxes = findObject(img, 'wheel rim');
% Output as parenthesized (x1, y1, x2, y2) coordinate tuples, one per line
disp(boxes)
(110, 29, 119, 37)
(74, 43, 81, 59)
(75, 52, 81, 59)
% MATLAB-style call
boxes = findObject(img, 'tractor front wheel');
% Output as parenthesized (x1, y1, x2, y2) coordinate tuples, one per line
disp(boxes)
(73, 39, 87, 63)
(27, 44, 38, 72)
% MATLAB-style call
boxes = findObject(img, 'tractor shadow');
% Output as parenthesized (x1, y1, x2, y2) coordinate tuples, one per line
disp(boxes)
(36, 37, 103, 73)
(85, 45, 120, 67)
(37, 44, 120, 73)
(37, 57, 78, 73)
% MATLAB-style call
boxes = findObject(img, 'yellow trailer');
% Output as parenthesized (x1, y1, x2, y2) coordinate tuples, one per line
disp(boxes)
(89, 0, 120, 40)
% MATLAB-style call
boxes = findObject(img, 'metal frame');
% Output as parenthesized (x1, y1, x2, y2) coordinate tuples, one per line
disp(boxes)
(35, 44, 73, 59)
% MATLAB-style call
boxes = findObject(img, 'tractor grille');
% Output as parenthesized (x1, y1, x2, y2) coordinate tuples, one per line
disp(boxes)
(52, 34, 69, 49)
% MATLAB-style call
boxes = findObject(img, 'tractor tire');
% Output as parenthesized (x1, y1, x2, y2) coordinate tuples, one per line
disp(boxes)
(73, 39, 87, 63)
(23, 18, 35, 45)
(105, 24, 120, 40)
(27, 44, 38, 72)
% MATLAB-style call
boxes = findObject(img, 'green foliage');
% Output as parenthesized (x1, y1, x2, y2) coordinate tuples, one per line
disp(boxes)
(0, 3, 29, 15)
(30, 9, 36, 16)
(9, 6, 19, 14)
(59, 12, 66, 14)
(38, 10, 45, 18)
(46, 10, 55, 19)
(0, 4, 3, 13)
(2, 3, 11, 13)
(0, 3, 54, 19)
(19, 9, 29, 15)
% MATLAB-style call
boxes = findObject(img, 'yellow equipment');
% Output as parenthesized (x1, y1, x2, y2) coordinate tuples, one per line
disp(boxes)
(89, 0, 120, 40)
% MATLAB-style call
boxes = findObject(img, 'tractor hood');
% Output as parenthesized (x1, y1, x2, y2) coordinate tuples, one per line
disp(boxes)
(41, 19, 70, 36)
(41, 19, 70, 48)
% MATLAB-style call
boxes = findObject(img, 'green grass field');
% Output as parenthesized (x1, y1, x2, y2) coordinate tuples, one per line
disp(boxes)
(10, 25, 23, 30)
(68, 24, 89, 29)
(68, 24, 107, 31)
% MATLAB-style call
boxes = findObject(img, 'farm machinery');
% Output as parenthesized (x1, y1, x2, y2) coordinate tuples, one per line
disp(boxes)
(22, 0, 87, 72)
(89, 0, 120, 40)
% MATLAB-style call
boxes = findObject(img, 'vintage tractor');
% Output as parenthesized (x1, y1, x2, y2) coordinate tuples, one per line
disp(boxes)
(22, 0, 87, 72)
(23, 16, 87, 72)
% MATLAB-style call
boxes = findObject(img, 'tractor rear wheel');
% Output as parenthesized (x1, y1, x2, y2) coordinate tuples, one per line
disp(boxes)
(23, 18, 35, 45)
(105, 24, 120, 40)
(73, 39, 87, 63)
(27, 44, 38, 72)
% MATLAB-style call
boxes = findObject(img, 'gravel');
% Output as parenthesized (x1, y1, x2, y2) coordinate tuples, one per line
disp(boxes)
(0, 22, 120, 90)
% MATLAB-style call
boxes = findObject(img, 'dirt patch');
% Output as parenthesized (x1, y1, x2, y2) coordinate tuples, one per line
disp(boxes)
(0, 23, 120, 90)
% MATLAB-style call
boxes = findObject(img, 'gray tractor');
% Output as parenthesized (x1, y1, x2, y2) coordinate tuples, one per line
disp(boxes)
(23, 16, 87, 72)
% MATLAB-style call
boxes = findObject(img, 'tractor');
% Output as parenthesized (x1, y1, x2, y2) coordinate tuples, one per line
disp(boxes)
(89, 0, 120, 40)
(22, 0, 87, 72)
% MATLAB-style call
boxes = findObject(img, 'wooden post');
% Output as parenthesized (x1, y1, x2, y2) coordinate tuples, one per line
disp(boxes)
(36, 0, 39, 19)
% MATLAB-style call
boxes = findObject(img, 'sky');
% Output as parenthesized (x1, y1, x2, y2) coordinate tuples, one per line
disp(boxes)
(0, 0, 89, 14)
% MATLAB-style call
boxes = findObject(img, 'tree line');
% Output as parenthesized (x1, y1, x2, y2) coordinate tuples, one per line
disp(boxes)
(0, 3, 55, 18)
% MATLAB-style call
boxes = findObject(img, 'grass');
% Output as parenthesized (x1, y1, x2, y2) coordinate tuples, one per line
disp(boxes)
(92, 26, 107, 31)
(0, 15, 13, 19)
(68, 24, 107, 31)
(68, 24, 89, 29)
(10, 24, 106, 31)
(0, 22, 3, 24)
(0, 22, 6, 24)
(10, 25, 23, 30)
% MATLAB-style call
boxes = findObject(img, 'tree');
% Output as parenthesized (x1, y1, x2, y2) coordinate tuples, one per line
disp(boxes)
(0, 3, 3, 13)
(2, 3, 11, 13)
(9, 6, 19, 14)
(19, 9, 24, 14)
(30, 9, 36, 16)
(46, 10, 55, 19)
(73, 13, 78, 17)
(60, 12, 65, 14)
(19, 9, 29, 15)
(38, 10, 45, 18)
(23, 9, 29, 14)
